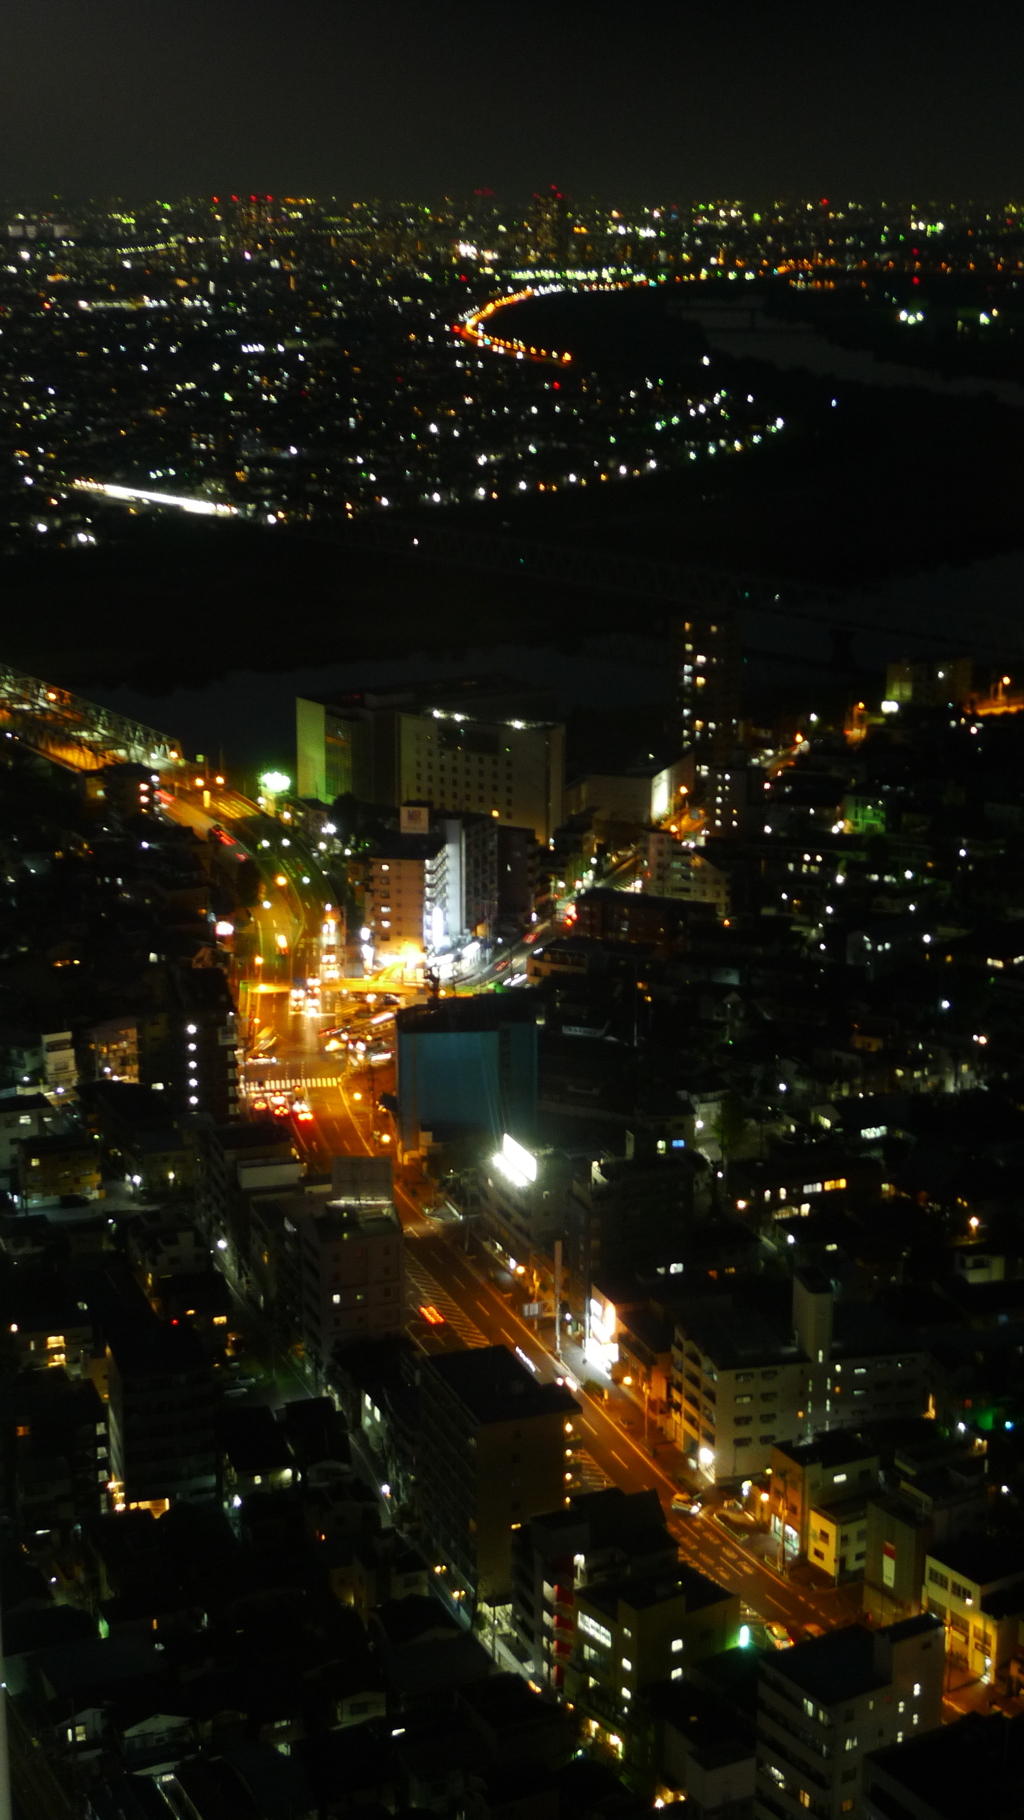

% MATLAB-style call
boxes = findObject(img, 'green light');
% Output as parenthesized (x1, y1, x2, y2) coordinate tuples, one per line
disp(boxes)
(260, 771, 291, 794)
(739, 1625, 751, 1648)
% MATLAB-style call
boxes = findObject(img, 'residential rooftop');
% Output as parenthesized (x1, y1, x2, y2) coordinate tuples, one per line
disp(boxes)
(425, 1345, 577, 1426)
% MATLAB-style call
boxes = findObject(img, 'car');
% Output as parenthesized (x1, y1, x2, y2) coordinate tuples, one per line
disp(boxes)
(418, 1304, 445, 1326)
(803, 1623, 826, 1639)
(766, 1622, 794, 1649)
(671, 1493, 703, 1515)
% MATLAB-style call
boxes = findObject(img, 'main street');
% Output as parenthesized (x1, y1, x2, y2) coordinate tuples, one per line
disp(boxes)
(162, 774, 856, 1646)
(290, 1059, 863, 1643)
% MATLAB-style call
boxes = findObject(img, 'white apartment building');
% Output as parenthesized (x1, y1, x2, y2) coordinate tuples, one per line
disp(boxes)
(673, 1270, 929, 1485)
(755, 1615, 944, 1820)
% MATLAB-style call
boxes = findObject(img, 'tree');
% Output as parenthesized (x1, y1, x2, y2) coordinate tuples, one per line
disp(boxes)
(713, 1089, 747, 1159)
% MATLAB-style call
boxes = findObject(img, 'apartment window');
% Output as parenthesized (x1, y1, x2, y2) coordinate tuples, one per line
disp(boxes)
(671, 1638, 683, 1653)
(844, 1736, 858, 1751)
(798, 1795, 811, 1811)
(928, 1567, 949, 1590)
(671, 1667, 682, 1681)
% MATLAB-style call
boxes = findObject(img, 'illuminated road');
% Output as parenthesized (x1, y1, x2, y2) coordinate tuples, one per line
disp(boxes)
(267, 1025, 860, 1640)
(158, 780, 855, 1643)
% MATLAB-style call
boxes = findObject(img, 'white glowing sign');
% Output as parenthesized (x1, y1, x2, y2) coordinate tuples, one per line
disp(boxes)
(491, 1132, 537, 1189)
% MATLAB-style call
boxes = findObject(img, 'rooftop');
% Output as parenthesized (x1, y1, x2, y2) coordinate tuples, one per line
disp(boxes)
(583, 1561, 731, 1620)
(865, 1710, 1024, 1819)
(425, 1345, 577, 1426)
(763, 1625, 885, 1707)
(929, 1530, 1024, 1590)
(773, 1431, 878, 1471)
(397, 993, 540, 1037)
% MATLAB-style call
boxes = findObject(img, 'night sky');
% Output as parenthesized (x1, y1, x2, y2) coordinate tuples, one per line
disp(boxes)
(4, 1, 1021, 201)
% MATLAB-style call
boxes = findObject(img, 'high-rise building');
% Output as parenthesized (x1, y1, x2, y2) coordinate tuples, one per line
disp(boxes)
(673, 610, 741, 760)
(297, 1158, 405, 1380)
(363, 833, 442, 960)
(528, 186, 572, 266)
(479, 1131, 568, 1264)
(754, 1616, 944, 1820)
(296, 684, 564, 843)
(704, 758, 763, 838)
(568, 1150, 701, 1314)
(105, 1314, 218, 1511)
(395, 994, 539, 1156)
(1, 1369, 109, 1537)
(418, 1345, 577, 1611)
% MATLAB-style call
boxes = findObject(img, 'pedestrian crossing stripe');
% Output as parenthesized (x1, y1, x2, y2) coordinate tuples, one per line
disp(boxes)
(405, 1257, 488, 1348)
(241, 1075, 345, 1092)
(572, 1451, 612, 1492)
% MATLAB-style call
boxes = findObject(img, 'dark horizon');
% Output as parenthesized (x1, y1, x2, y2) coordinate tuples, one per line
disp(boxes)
(4, 1, 1022, 200)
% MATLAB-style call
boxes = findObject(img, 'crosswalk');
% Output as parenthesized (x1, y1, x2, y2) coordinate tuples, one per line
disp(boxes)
(405, 1256, 488, 1347)
(241, 1074, 345, 1092)
(570, 1451, 613, 1494)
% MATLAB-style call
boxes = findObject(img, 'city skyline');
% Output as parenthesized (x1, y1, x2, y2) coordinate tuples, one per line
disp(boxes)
(4, 17, 1024, 1815)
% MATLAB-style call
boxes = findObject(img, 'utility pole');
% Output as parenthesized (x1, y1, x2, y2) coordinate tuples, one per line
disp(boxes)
(0, 1597, 12, 1820)
(776, 1468, 790, 1574)
(553, 1239, 563, 1360)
